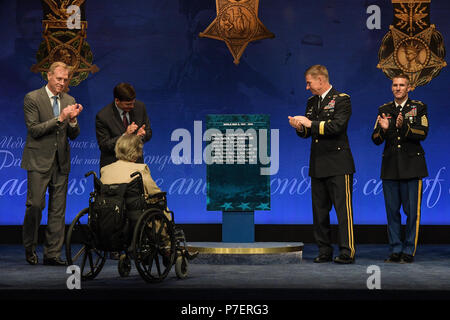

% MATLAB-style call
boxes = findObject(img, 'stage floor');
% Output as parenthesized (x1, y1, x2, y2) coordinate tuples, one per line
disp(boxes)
(1, 243, 450, 301)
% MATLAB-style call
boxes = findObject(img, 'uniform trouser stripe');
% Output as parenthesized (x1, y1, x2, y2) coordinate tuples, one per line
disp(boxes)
(345, 175, 355, 258)
(382, 179, 421, 256)
(311, 175, 355, 257)
(413, 180, 422, 256)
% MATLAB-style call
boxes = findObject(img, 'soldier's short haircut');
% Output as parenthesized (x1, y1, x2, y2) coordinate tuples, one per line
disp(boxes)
(305, 65, 329, 81)
(114, 83, 136, 101)
(392, 73, 410, 85)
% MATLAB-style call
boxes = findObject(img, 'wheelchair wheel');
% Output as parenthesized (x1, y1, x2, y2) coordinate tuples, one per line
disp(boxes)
(175, 254, 188, 279)
(118, 254, 131, 277)
(66, 207, 107, 280)
(132, 209, 176, 283)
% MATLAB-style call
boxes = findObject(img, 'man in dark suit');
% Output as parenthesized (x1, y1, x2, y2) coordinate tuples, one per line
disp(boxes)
(22, 61, 83, 266)
(289, 65, 356, 264)
(95, 83, 152, 169)
(372, 74, 428, 264)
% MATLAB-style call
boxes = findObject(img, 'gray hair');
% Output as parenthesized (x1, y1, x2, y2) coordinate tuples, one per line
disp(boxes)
(115, 134, 143, 162)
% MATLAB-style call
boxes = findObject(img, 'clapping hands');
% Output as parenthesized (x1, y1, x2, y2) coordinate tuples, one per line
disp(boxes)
(377, 113, 389, 130)
(377, 112, 402, 131)
(126, 122, 146, 137)
(288, 115, 312, 130)
(59, 104, 83, 122)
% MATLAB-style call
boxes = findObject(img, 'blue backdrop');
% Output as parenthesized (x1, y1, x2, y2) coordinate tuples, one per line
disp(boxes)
(0, 0, 448, 226)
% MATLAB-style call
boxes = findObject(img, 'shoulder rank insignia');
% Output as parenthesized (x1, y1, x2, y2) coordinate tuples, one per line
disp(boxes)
(421, 115, 428, 127)
(339, 93, 349, 97)
(411, 99, 424, 105)
(379, 101, 393, 109)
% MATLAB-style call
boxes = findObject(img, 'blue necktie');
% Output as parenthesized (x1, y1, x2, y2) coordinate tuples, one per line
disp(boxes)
(52, 96, 59, 117)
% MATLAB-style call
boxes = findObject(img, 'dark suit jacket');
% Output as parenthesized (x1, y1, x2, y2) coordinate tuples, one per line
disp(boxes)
(371, 98, 428, 180)
(21, 86, 80, 174)
(95, 100, 152, 168)
(296, 87, 355, 178)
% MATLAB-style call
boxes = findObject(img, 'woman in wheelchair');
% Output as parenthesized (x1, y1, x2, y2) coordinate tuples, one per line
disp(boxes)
(100, 134, 172, 259)
(66, 134, 196, 281)
(100, 134, 168, 215)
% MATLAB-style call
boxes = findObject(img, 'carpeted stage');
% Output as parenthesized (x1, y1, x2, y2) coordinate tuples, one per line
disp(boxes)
(1, 243, 449, 302)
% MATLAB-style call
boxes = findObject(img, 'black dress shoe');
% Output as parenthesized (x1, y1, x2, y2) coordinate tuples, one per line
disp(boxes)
(43, 257, 67, 266)
(384, 252, 402, 263)
(334, 254, 355, 264)
(25, 249, 38, 265)
(313, 254, 332, 263)
(400, 253, 414, 264)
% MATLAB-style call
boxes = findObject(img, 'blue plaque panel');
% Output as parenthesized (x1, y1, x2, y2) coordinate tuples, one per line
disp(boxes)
(206, 114, 271, 212)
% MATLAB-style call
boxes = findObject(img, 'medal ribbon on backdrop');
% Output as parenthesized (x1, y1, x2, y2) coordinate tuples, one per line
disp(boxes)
(31, 0, 98, 89)
(377, 0, 446, 90)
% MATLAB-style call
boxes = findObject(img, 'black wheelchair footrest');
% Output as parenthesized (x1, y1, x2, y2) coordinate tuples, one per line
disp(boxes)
(184, 250, 198, 261)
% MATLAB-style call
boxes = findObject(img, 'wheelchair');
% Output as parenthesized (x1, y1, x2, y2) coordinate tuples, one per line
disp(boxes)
(65, 171, 197, 283)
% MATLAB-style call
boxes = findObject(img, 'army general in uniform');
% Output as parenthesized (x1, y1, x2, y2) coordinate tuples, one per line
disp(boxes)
(289, 65, 356, 264)
(372, 74, 428, 264)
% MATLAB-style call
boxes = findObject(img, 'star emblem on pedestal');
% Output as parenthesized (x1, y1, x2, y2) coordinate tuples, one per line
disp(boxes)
(220, 202, 234, 210)
(199, 0, 275, 65)
(256, 202, 270, 210)
(237, 202, 251, 210)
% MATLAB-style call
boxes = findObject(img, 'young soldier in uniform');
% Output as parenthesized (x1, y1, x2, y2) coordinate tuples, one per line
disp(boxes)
(289, 65, 356, 264)
(372, 74, 428, 263)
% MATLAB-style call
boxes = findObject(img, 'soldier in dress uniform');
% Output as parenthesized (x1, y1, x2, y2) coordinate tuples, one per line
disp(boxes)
(289, 65, 356, 264)
(372, 74, 428, 264)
